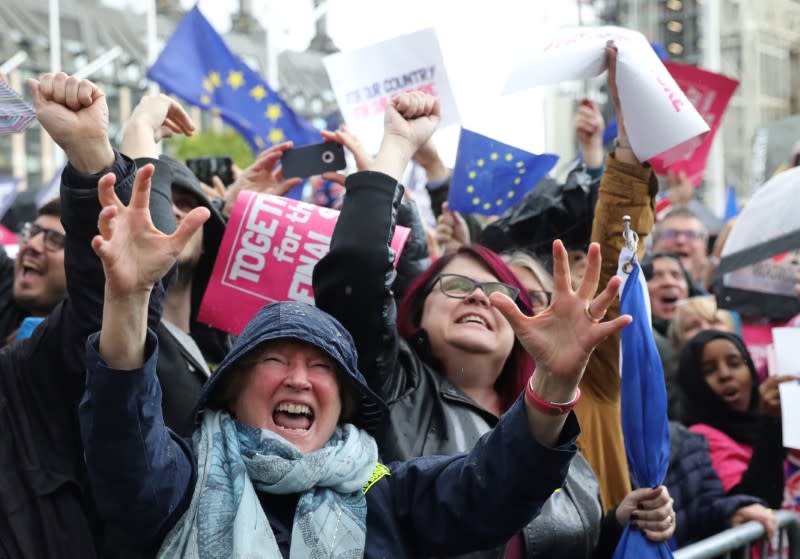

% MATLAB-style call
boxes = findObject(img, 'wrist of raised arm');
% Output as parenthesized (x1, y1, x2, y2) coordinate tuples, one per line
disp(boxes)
(65, 139, 116, 175)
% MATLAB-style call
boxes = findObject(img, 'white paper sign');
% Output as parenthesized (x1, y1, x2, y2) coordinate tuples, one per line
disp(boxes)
(779, 381, 800, 449)
(503, 26, 710, 161)
(323, 28, 460, 152)
(772, 327, 800, 375)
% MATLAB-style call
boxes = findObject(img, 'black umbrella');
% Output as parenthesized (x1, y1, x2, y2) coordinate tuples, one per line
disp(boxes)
(479, 164, 599, 257)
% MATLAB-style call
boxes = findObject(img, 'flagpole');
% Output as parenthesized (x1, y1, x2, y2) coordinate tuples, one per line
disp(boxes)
(0, 52, 28, 75)
(703, 0, 726, 217)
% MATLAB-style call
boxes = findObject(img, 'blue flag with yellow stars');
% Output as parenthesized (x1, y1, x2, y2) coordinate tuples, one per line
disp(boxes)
(148, 6, 319, 155)
(449, 128, 558, 216)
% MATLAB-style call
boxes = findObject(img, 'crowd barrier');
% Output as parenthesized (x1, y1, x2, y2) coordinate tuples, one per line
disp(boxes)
(674, 510, 800, 559)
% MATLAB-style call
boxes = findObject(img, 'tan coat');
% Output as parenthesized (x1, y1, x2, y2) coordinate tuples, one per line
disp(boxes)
(575, 153, 658, 509)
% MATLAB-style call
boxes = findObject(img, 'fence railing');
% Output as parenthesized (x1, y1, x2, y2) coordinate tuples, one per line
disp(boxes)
(674, 510, 800, 559)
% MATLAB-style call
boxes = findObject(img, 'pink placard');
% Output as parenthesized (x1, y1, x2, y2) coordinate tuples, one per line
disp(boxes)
(198, 191, 411, 335)
(650, 63, 739, 186)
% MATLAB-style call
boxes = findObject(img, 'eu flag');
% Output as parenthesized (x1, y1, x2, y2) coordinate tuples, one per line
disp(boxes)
(148, 6, 319, 155)
(449, 128, 558, 216)
(723, 184, 738, 221)
(614, 246, 673, 559)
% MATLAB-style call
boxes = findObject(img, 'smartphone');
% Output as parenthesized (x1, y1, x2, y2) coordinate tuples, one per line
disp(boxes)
(185, 156, 234, 186)
(280, 141, 346, 179)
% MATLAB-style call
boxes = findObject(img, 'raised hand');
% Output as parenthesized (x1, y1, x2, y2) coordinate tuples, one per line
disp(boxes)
(606, 43, 639, 165)
(491, 240, 631, 401)
(574, 99, 605, 169)
(27, 72, 114, 173)
(616, 486, 676, 542)
(759, 374, 798, 418)
(373, 92, 441, 181)
(221, 142, 303, 217)
(435, 202, 470, 256)
(93, 164, 209, 300)
(320, 125, 375, 171)
(95, 164, 209, 370)
(121, 94, 195, 159)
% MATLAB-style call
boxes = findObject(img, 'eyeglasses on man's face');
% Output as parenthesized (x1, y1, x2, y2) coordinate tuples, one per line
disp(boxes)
(18, 222, 65, 252)
(660, 229, 705, 242)
(432, 273, 520, 301)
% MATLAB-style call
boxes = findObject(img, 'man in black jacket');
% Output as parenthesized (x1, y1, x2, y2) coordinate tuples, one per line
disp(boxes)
(0, 72, 175, 558)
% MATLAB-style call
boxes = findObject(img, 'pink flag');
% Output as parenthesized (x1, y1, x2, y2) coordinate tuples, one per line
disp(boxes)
(650, 63, 739, 186)
(198, 191, 411, 335)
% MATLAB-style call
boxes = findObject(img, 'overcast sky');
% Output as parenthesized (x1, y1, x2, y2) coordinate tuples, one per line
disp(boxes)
(101, 0, 596, 162)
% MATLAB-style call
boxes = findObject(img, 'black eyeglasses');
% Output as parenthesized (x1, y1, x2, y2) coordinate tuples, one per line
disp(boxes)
(433, 273, 520, 301)
(528, 290, 552, 310)
(660, 229, 705, 242)
(18, 222, 65, 252)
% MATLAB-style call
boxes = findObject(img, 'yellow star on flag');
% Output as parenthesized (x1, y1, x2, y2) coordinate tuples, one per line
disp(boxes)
(466, 185, 474, 193)
(505, 153, 514, 161)
(250, 85, 267, 102)
(227, 70, 245, 90)
(255, 137, 265, 149)
(209, 72, 221, 87)
(203, 78, 215, 92)
(490, 152, 499, 161)
(200, 94, 211, 105)
(468, 171, 477, 179)
(265, 104, 282, 122)
(268, 128, 285, 144)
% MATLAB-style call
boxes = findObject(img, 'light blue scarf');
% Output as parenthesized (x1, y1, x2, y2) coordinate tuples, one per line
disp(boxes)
(158, 410, 378, 559)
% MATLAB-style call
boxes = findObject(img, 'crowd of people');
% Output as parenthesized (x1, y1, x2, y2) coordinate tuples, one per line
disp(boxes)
(0, 40, 798, 559)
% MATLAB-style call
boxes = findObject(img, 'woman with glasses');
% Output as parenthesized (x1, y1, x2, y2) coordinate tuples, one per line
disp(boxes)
(502, 250, 553, 315)
(315, 91, 675, 558)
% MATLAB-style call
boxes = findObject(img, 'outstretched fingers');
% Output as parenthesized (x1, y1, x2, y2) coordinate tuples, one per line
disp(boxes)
(575, 242, 602, 300)
(170, 207, 210, 253)
(97, 172, 124, 212)
(550, 240, 573, 294)
(490, 291, 529, 333)
(129, 164, 156, 210)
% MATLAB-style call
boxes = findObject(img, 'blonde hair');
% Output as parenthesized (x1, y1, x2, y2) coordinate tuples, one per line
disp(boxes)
(668, 296, 736, 349)
(501, 250, 554, 292)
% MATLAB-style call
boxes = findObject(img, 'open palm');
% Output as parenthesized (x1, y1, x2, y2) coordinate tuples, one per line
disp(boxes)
(492, 241, 631, 384)
(92, 164, 209, 299)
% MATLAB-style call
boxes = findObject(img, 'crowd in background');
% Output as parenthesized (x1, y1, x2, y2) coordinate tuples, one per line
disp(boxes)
(0, 39, 798, 559)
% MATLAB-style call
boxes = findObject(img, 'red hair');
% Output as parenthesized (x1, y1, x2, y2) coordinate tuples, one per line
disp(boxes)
(397, 244, 534, 413)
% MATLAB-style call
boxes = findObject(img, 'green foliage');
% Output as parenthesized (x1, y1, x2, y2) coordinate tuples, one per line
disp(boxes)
(166, 129, 255, 169)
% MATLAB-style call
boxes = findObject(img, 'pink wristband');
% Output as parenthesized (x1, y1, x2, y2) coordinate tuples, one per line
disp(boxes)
(524, 376, 581, 416)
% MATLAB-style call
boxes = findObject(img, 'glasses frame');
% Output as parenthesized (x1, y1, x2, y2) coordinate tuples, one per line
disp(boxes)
(433, 273, 520, 301)
(660, 229, 706, 242)
(18, 222, 66, 252)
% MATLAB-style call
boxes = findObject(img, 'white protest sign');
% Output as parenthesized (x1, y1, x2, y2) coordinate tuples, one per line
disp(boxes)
(780, 381, 800, 449)
(772, 328, 800, 375)
(324, 28, 459, 152)
(503, 26, 709, 162)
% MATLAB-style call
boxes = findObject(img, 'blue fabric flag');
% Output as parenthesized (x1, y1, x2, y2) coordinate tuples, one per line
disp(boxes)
(148, 6, 319, 199)
(449, 128, 558, 216)
(614, 247, 673, 559)
(723, 184, 738, 221)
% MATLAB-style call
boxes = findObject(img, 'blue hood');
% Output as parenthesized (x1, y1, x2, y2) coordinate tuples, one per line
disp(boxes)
(196, 301, 387, 435)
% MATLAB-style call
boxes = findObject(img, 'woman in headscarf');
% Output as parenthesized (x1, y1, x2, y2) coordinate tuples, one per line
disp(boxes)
(677, 329, 797, 507)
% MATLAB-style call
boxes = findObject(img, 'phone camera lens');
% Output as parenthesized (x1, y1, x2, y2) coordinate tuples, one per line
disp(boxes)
(322, 150, 335, 164)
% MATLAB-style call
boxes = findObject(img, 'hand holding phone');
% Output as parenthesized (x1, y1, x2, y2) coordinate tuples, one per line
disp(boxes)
(280, 141, 346, 179)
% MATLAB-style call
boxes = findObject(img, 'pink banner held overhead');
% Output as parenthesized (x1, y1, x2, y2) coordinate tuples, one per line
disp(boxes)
(198, 191, 411, 335)
(650, 62, 739, 186)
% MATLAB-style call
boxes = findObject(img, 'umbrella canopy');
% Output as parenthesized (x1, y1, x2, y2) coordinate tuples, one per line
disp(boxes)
(714, 166, 800, 321)
(0, 81, 36, 136)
